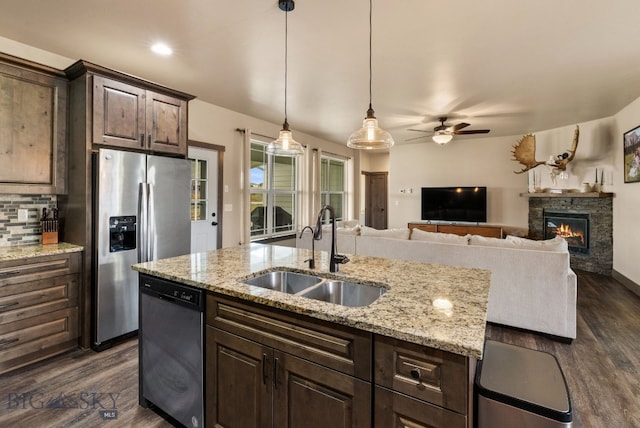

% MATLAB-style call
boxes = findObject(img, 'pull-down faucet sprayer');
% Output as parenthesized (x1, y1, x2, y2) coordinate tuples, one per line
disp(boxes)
(313, 205, 350, 273)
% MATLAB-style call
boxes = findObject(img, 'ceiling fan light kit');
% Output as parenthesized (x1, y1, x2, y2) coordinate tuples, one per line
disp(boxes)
(432, 132, 453, 145)
(267, 0, 305, 157)
(347, 0, 394, 150)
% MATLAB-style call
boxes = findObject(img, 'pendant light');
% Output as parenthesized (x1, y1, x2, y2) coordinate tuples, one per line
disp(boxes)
(347, 0, 394, 150)
(267, 0, 305, 157)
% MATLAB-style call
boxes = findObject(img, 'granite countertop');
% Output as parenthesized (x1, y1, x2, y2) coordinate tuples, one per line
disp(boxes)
(0, 242, 84, 262)
(132, 243, 491, 359)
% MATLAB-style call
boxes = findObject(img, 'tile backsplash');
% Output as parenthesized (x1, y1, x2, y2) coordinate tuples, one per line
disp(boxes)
(0, 194, 58, 246)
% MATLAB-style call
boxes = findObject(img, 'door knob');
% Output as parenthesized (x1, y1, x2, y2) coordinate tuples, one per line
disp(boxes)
(211, 221, 218, 226)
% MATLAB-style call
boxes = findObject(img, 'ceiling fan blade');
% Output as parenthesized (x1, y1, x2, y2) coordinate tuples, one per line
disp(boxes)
(450, 122, 470, 131)
(408, 128, 433, 134)
(405, 135, 431, 141)
(453, 129, 491, 135)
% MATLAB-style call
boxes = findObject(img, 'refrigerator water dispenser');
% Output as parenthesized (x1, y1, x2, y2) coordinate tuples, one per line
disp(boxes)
(109, 216, 136, 252)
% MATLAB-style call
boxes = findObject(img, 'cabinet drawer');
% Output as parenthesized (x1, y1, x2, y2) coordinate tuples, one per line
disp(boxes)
(207, 294, 372, 381)
(374, 386, 466, 428)
(0, 307, 78, 374)
(0, 273, 79, 325)
(0, 253, 81, 287)
(374, 335, 469, 414)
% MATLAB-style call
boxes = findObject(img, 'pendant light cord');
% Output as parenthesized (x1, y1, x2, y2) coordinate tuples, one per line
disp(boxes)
(368, 0, 372, 112)
(284, 9, 289, 125)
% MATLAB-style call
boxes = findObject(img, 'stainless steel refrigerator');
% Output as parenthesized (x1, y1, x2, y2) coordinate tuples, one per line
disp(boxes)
(93, 148, 191, 350)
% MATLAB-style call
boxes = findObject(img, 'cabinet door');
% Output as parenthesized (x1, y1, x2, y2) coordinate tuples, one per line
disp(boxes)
(92, 75, 146, 149)
(374, 386, 467, 428)
(146, 91, 187, 155)
(273, 351, 371, 428)
(206, 327, 272, 428)
(0, 59, 68, 194)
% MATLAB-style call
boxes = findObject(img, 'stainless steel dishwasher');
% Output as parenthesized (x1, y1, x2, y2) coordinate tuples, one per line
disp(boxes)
(139, 274, 204, 428)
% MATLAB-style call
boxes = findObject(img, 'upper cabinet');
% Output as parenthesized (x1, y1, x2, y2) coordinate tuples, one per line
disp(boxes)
(66, 60, 194, 157)
(0, 53, 68, 194)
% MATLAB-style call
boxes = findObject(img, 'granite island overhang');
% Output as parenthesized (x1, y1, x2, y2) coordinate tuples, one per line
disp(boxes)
(132, 243, 491, 360)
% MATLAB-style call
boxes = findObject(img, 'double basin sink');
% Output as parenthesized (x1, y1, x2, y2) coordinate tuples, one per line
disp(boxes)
(241, 270, 387, 307)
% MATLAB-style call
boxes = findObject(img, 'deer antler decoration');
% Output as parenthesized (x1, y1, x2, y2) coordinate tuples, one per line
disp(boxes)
(512, 125, 579, 174)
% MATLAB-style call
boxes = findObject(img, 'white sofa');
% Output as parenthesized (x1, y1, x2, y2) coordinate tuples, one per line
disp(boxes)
(297, 226, 577, 340)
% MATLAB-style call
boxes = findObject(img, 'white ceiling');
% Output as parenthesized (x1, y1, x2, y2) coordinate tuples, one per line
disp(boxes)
(2, 0, 640, 146)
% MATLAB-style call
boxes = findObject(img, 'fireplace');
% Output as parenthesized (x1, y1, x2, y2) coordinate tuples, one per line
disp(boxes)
(544, 210, 589, 254)
(526, 194, 612, 275)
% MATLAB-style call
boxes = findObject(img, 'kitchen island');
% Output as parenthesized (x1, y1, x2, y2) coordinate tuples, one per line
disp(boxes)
(132, 243, 491, 428)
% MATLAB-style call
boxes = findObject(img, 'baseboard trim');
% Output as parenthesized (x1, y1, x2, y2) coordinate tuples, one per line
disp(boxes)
(612, 270, 640, 298)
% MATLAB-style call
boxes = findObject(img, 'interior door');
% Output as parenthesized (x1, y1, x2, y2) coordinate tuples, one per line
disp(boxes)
(363, 171, 388, 229)
(189, 145, 220, 253)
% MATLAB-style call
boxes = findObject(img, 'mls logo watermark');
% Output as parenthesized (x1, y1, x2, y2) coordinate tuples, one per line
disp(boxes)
(6, 391, 120, 420)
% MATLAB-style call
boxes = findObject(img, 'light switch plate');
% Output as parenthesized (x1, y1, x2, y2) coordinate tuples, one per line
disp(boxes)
(18, 209, 29, 222)
(224, 204, 233, 212)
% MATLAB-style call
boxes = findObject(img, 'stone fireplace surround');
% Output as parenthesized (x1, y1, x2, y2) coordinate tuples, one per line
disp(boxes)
(525, 193, 613, 275)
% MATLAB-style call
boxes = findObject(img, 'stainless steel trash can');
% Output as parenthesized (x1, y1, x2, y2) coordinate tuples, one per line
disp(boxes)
(475, 340, 573, 427)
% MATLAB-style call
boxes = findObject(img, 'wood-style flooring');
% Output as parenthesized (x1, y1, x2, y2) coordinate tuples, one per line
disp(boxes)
(1, 270, 638, 427)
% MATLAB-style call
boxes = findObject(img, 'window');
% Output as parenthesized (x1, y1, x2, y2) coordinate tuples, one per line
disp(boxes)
(190, 158, 207, 221)
(250, 141, 297, 238)
(320, 157, 346, 222)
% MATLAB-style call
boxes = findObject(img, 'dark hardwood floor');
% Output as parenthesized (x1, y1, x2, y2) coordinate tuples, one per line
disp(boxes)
(486, 270, 640, 428)
(0, 270, 638, 427)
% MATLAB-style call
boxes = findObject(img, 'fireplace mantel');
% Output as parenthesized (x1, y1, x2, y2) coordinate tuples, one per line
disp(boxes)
(520, 192, 614, 198)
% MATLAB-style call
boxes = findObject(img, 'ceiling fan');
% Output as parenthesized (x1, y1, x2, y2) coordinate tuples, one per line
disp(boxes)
(408, 117, 490, 144)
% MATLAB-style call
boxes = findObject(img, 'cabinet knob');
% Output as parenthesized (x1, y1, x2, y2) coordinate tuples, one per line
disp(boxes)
(410, 368, 421, 380)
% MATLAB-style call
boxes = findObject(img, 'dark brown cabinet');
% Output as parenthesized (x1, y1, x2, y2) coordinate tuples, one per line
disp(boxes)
(0, 251, 81, 374)
(374, 335, 474, 428)
(206, 295, 372, 428)
(92, 75, 187, 155)
(0, 53, 68, 194)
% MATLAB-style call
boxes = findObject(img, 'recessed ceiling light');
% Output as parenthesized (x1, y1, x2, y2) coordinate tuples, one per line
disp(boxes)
(151, 42, 173, 56)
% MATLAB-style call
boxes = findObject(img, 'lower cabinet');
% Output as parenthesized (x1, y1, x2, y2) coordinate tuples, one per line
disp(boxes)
(374, 386, 466, 428)
(205, 294, 473, 427)
(207, 327, 371, 428)
(0, 251, 81, 374)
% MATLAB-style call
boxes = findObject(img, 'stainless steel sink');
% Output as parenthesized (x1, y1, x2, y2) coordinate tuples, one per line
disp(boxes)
(299, 280, 386, 307)
(242, 271, 323, 294)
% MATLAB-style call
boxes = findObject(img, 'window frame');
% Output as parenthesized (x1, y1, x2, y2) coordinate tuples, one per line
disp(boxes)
(320, 155, 347, 223)
(249, 140, 298, 240)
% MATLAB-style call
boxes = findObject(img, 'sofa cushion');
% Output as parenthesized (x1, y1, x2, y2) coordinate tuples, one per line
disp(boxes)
(337, 220, 360, 228)
(337, 226, 360, 235)
(411, 228, 470, 245)
(505, 235, 568, 252)
(360, 226, 410, 239)
(469, 234, 519, 248)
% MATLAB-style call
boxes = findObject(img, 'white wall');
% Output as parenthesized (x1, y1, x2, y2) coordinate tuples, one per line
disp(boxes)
(613, 98, 640, 286)
(388, 117, 617, 236)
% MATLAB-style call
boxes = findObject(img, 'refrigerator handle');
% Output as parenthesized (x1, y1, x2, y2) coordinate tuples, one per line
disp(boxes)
(139, 182, 148, 263)
(148, 183, 156, 261)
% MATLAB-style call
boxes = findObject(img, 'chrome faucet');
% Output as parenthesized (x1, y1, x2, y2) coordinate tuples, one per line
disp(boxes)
(299, 226, 315, 269)
(313, 205, 350, 272)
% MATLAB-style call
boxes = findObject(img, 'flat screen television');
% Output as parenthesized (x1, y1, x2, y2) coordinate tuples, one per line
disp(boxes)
(421, 186, 487, 223)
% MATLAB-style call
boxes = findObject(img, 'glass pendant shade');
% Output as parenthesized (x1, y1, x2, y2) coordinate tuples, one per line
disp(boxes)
(347, 0, 394, 150)
(432, 132, 453, 145)
(267, 120, 305, 156)
(347, 113, 394, 149)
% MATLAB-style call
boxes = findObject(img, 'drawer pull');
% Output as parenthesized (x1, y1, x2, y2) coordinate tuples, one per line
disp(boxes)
(410, 368, 421, 380)
(0, 338, 19, 348)
(273, 357, 280, 389)
(262, 354, 269, 385)
(0, 302, 19, 312)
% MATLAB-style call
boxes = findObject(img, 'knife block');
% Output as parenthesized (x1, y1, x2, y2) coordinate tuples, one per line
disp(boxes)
(41, 219, 59, 245)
